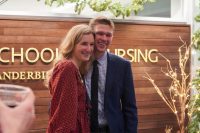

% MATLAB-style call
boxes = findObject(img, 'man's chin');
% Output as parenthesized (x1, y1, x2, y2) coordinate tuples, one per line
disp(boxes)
(96, 48, 107, 53)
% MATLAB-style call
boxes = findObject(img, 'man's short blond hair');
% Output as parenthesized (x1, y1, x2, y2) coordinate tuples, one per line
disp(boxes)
(89, 16, 115, 31)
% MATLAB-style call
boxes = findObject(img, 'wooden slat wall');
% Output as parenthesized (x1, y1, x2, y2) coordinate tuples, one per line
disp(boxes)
(0, 19, 190, 133)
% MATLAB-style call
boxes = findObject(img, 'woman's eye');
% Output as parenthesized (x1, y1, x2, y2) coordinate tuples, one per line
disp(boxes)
(81, 42, 87, 46)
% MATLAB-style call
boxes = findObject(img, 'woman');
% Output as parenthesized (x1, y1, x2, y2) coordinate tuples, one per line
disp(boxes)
(46, 24, 94, 133)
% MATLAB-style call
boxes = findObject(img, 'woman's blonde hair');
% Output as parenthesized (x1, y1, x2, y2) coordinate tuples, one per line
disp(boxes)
(45, 24, 94, 87)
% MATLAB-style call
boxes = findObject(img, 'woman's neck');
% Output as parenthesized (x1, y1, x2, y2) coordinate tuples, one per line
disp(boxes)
(70, 58, 81, 69)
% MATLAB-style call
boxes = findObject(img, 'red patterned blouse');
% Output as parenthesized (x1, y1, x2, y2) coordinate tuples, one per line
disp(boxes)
(46, 59, 90, 133)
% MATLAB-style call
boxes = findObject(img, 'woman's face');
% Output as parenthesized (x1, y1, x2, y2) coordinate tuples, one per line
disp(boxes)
(72, 34, 94, 63)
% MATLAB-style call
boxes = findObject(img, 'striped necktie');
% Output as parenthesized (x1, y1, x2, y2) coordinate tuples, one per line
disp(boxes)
(90, 60, 99, 131)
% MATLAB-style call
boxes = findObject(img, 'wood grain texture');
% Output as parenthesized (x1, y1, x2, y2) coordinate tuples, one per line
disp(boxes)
(0, 18, 190, 133)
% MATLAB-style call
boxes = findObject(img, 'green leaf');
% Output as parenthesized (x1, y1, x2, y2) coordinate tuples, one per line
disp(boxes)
(42, 0, 157, 18)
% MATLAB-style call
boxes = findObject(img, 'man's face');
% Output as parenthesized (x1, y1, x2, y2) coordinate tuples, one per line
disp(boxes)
(94, 24, 113, 54)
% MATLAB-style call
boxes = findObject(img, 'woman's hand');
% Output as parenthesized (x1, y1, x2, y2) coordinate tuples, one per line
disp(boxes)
(0, 89, 36, 133)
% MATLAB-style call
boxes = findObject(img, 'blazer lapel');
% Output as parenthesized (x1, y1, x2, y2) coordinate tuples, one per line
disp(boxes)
(104, 53, 113, 99)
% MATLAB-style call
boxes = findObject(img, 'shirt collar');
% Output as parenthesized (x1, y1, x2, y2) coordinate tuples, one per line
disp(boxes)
(97, 51, 107, 65)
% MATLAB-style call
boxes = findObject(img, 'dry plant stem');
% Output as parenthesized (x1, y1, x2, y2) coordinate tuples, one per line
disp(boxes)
(144, 39, 191, 133)
(165, 126, 173, 133)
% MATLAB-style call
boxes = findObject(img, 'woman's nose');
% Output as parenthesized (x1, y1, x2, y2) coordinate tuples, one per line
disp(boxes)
(86, 44, 93, 52)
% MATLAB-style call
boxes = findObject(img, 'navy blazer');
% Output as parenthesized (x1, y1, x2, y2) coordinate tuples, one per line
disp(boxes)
(104, 53, 138, 133)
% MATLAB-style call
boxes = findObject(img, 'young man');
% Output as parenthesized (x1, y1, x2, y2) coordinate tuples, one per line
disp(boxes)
(85, 16, 138, 133)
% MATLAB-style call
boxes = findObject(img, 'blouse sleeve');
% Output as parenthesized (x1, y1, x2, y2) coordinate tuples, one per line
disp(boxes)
(48, 62, 78, 133)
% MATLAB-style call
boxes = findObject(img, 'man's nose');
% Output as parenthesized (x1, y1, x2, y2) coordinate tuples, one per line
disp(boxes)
(100, 34, 108, 40)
